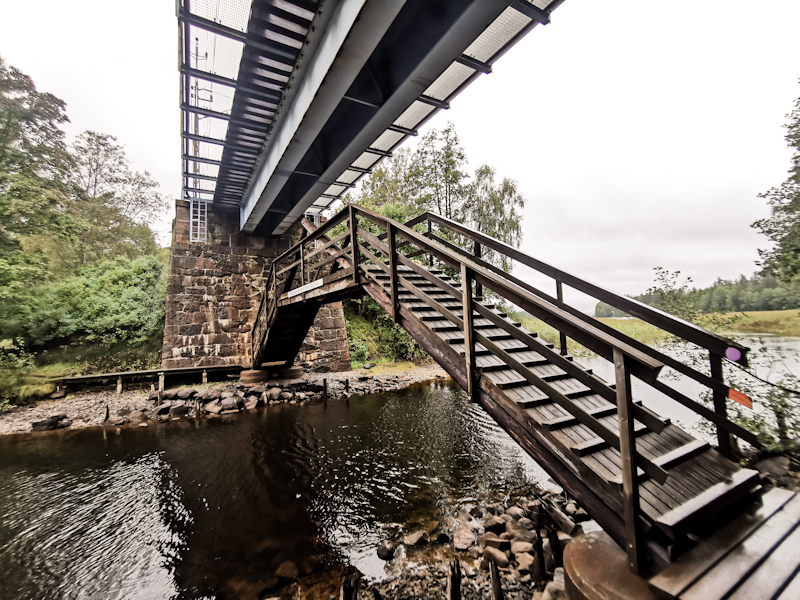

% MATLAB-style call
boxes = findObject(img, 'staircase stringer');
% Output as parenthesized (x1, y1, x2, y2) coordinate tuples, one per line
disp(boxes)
(360, 273, 670, 571)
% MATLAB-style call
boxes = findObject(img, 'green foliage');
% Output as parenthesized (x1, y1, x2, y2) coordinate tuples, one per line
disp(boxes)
(0, 253, 167, 349)
(594, 302, 630, 318)
(753, 85, 800, 281)
(343, 298, 425, 363)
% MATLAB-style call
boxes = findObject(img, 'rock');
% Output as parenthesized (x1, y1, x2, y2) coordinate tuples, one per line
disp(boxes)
(55, 419, 72, 429)
(511, 541, 533, 555)
(576, 520, 603, 536)
(403, 530, 429, 546)
(296, 392, 306, 401)
(436, 531, 450, 544)
(236, 390, 245, 398)
(49, 389, 66, 399)
(129, 410, 148, 422)
(553, 566, 565, 583)
(543, 482, 564, 496)
(281, 392, 293, 400)
(154, 404, 171, 416)
(268, 387, 281, 401)
(274, 560, 298, 579)
(542, 580, 566, 600)
(507, 520, 536, 544)
(220, 391, 234, 399)
(176, 388, 196, 400)
(469, 505, 485, 518)
(478, 532, 507, 550)
(544, 503, 576, 535)
(482, 546, 509, 568)
(106, 417, 125, 427)
(244, 398, 259, 410)
(506, 506, 526, 520)
(301, 554, 324, 575)
(249, 384, 266, 394)
(467, 545, 483, 559)
(518, 517, 535, 530)
(557, 532, 572, 550)
(169, 404, 189, 416)
(363, 363, 375, 369)
(162, 389, 178, 400)
(31, 416, 60, 432)
(377, 540, 396, 560)
(147, 390, 160, 403)
(486, 502, 505, 515)
(574, 507, 590, 522)
(564, 501, 577, 516)
(516, 552, 535, 574)
(205, 401, 223, 415)
(220, 398, 237, 411)
(755, 456, 791, 479)
(453, 524, 476, 551)
(484, 515, 506, 534)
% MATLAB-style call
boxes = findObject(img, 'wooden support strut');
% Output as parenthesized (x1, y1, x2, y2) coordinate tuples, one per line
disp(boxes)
(710, 352, 734, 459)
(350, 205, 360, 285)
(461, 263, 477, 402)
(388, 223, 400, 323)
(614, 347, 642, 574)
(556, 279, 568, 355)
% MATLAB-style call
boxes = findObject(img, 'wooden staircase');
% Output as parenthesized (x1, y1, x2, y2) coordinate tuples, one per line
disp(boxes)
(250, 205, 799, 591)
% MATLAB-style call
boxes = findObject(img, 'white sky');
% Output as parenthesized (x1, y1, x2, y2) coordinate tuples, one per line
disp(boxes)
(1, 0, 799, 311)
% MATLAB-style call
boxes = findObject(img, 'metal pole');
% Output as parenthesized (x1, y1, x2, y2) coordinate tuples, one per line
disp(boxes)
(613, 347, 641, 574)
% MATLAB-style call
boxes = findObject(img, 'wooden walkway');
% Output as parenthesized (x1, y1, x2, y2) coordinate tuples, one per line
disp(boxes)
(250, 206, 798, 591)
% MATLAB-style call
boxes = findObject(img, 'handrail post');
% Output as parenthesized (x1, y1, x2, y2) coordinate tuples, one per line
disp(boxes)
(461, 262, 477, 402)
(556, 279, 568, 355)
(474, 241, 483, 299)
(710, 352, 734, 459)
(427, 218, 433, 268)
(299, 243, 305, 286)
(613, 347, 642, 574)
(388, 223, 400, 323)
(350, 206, 360, 284)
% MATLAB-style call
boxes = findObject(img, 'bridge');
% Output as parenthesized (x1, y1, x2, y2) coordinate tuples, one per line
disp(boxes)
(172, 0, 800, 596)
(251, 205, 800, 598)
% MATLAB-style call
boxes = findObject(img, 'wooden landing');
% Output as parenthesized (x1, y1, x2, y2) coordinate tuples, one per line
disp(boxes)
(361, 263, 764, 566)
(649, 487, 800, 599)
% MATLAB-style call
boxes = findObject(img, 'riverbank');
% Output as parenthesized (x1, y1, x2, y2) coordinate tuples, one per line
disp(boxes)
(0, 363, 447, 436)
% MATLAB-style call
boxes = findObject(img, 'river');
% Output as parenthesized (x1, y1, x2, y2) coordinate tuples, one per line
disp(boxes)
(0, 380, 546, 599)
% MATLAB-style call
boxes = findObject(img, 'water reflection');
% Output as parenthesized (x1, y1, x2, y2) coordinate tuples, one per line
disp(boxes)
(0, 379, 545, 598)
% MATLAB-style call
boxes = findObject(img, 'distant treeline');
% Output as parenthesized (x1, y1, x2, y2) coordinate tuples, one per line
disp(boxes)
(595, 273, 800, 317)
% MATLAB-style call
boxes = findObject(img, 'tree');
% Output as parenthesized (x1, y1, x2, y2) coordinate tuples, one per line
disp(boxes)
(753, 87, 800, 280)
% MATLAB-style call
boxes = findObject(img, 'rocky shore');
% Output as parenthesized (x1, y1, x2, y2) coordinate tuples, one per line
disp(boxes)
(0, 364, 447, 436)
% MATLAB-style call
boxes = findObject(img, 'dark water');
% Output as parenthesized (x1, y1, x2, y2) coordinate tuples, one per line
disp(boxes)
(0, 380, 545, 599)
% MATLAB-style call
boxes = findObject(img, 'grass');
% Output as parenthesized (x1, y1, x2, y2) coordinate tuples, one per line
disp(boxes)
(719, 309, 800, 337)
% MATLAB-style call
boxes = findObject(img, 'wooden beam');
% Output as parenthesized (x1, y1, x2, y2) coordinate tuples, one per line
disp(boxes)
(462, 263, 476, 402)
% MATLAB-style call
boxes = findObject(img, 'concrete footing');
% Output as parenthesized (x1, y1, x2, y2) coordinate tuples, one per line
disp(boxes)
(564, 532, 657, 600)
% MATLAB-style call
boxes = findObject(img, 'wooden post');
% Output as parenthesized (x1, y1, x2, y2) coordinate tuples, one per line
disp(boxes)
(158, 372, 165, 392)
(613, 347, 641, 574)
(556, 279, 568, 356)
(116, 378, 122, 394)
(461, 263, 477, 402)
(300, 243, 306, 286)
(388, 223, 400, 323)
(447, 556, 461, 600)
(489, 560, 504, 600)
(340, 573, 360, 600)
(323, 378, 328, 398)
(474, 241, 483, 300)
(350, 206, 360, 284)
(710, 352, 734, 459)
(202, 369, 207, 385)
(427, 218, 433, 267)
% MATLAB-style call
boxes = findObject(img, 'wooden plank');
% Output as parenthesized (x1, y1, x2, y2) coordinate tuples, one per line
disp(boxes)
(776, 570, 800, 600)
(388, 224, 400, 323)
(727, 522, 800, 600)
(648, 488, 795, 599)
(462, 263, 477, 403)
(303, 229, 350, 262)
(655, 468, 761, 536)
(652, 440, 709, 470)
(679, 494, 800, 600)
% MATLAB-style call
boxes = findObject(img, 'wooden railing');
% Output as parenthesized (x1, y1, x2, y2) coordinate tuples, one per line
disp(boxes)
(252, 205, 761, 573)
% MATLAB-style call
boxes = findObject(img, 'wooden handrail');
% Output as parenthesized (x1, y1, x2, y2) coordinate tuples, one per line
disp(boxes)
(422, 211, 749, 365)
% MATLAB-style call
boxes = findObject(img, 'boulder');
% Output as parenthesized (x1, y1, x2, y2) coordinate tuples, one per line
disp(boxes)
(220, 391, 234, 399)
(205, 401, 223, 414)
(176, 388, 196, 400)
(467, 546, 483, 559)
(506, 506, 526, 520)
(162, 389, 178, 400)
(436, 532, 451, 544)
(518, 517, 535, 530)
(477, 532, 507, 550)
(268, 387, 281, 401)
(755, 456, 791, 479)
(31, 416, 60, 432)
(220, 398, 237, 411)
(129, 410, 148, 422)
(469, 505, 485, 518)
(244, 398, 259, 410)
(403, 530, 429, 546)
(516, 552, 535, 574)
(154, 404, 171, 416)
(541, 580, 566, 600)
(147, 390, 160, 404)
(280, 392, 293, 400)
(55, 419, 72, 429)
(377, 540, 396, 560)
(49, 389, 66, 400)
(453, 524, 476, 551)
(511, 541, 533, 555)
(169, 404, 189, 416)
(482, 546, 509, 568)
(274, 560, 299, 580)
(484, 515, 506, 534)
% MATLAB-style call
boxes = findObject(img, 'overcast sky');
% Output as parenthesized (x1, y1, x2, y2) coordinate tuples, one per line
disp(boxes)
(1, 0, 799, 311)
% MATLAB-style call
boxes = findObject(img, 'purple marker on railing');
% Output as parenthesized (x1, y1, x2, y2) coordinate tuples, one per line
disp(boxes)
(725, 347, 742, 362)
